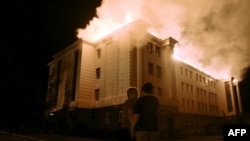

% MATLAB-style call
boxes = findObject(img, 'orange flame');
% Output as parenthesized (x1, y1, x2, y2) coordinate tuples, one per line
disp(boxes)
(77, 14, 135, 42)
(77, 0, 250, 81)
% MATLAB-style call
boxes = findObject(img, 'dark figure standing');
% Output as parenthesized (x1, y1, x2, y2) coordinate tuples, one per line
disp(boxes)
(131, 82, 160, 141)
(117, 87, 138, 141)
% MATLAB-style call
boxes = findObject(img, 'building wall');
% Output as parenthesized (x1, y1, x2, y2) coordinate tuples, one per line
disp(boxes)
(47, 40, 82, 110)
(47, 20, 242, 138)
(77, 41, 96, 108)
(92, 30, 133, 108)
(175, 61, 220, 116)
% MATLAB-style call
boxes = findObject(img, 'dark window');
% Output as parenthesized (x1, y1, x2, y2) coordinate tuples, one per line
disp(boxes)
(192, 100, 194, 109)
(96, 68, 101, 79)
(148, 62, 154, 75)
(118, 111, 123, 123)
(156, 46, 160, 57)
(182, 98, 185, 108)
(189, 71, 192, 79)
(187, 99, 190, 108)
(105, 112, 110, 125)
(97, 49, 101, 59)
(156, 66, 161, 78)
(190, 85, 193, 93)
(157, 87, 162, 96)
(95, 89, 100, 101)
(181, 82, 184, 90)
(180, 67, 183, 75)
(71, 50, 79, 101)
(197, 88, 200, 96)
(148, 42, 153, 53)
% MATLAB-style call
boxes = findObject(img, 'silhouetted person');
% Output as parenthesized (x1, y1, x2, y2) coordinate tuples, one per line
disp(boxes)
(131, 82, 160, 141)
(118, 87, 138, 141)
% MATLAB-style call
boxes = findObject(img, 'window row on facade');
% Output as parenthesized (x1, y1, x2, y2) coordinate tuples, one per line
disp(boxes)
(180, 66, 216, 88)
(182, 98, 219, 113)
(148, 42, 161, 57)
(95, 86, 163, 102)
(148, 62, 162, 78)
(176, 115, 221, 127)
(96, 63, 162, 79)
(180, 82, 217, 100)
(196, 87, 217, 100)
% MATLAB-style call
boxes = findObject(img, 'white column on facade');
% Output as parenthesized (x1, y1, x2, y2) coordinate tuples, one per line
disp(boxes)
(234, 80, 242, 113)
(137, 40, 141, 92)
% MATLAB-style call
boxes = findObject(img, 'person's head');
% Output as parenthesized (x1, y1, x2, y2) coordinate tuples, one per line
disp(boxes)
(127, 87, 138, 100)
(141, 82, 153, 94)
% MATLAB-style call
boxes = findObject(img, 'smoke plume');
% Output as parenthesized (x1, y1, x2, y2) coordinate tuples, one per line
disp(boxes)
(77, 0, 250, 80)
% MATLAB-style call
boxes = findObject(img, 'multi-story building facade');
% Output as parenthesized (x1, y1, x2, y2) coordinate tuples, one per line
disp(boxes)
(46, 19, 242, 138)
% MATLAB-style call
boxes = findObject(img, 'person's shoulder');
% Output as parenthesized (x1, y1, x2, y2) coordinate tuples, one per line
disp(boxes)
(123, 99, 130, 104)
(148, 95, 159, 101)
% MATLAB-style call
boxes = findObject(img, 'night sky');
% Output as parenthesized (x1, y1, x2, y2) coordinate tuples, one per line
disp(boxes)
(1, 0, 249, 128)
(1, 0, 101, 127)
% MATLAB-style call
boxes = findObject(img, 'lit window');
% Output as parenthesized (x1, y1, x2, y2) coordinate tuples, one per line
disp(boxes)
(96, 68, 101, 79)
(148, 42, 153, 53)
(148, 62, 154, 75)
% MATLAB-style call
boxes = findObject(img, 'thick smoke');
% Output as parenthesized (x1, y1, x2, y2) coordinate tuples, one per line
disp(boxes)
(78, 0, 250, 80)
(175, 0, 250, 80)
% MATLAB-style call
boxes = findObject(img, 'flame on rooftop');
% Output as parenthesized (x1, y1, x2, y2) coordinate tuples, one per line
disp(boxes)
(77, 0, 250, 81)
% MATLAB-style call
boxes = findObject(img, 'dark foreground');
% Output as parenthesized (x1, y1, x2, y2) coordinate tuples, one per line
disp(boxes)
(0, 131, 223, 141)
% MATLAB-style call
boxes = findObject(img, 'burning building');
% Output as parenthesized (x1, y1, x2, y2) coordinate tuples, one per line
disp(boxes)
(46, 19, 242, 138)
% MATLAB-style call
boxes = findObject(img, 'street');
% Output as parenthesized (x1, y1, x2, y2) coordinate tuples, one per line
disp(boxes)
(1, 131, 224, 141)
